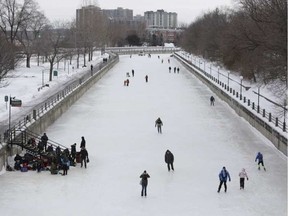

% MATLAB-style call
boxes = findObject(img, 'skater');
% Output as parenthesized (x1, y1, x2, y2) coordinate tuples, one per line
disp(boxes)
(239, 168, 249, 189)
(41, 133, 48, 151)
(210, 96, 215, 106)
(126, 79, 130, 86)
(140, 170, 150, 197)
(145, 75, 148, 83)
(155, 117, 163, 134)
(174, 67, 176, 73)
(132, 69, 134, 77)
(177, 67, 180, 73)
(165, 150, 174, 171)
(80, 136, 86, 148)
(80, 147, 89, 168)
(217, 166, 231, 193)
(169, 66, 171, 73)
(255, 152, 266, 171)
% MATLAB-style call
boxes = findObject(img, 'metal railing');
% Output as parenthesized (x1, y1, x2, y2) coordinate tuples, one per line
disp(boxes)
(174, 52, 287, 134)
(0, 54, 119, 146)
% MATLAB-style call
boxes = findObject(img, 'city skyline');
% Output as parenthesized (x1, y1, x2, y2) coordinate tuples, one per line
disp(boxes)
(36, 0, 234, 25)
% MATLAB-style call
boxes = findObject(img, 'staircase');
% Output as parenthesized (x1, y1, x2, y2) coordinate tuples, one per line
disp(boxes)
(8, 129, 70, 160)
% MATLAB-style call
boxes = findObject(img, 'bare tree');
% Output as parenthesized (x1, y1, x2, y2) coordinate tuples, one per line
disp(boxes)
(0, 0, 39, 69)
(17, 10, 48, 68)
(40, 22, 68, 82)
(0, 33, 16, 82)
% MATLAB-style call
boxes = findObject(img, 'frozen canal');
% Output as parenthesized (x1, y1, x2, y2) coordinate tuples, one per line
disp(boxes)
(0, 54, 286, 216)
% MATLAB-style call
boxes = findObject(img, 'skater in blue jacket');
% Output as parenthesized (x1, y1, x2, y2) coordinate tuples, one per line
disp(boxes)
(255, 152, 266, 171)
(217, 166, 231, 193)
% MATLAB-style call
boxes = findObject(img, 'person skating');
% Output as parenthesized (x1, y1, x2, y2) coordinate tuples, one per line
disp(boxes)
(140, 170, 150, 197)
(210, 96, 215, 106)
(80, 147, 89, 168)
(155, 117, 163, 134)
(165, 150, 174, 171)
(239, 168, 249, 189)
(145, 75, 148, 83)
(217, 166, 231, 193)
(255, 152, 266, 171)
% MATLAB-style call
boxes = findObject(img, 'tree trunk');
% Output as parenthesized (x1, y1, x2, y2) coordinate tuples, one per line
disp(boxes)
(26, 54, 31, 68)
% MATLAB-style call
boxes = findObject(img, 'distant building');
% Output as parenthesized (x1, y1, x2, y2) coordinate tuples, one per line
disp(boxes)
(102, 7, 133, 21)
(144, 10, 178, 29)
(76, 5, 103, 29)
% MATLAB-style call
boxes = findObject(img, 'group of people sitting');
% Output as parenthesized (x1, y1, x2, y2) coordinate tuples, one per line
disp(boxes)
(7, 135, 89, 176)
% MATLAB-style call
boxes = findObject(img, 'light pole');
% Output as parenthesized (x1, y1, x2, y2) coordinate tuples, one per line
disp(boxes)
(240, 76, 243, 100)
(209, 64, 212, 75)
(217, 66, 220, 81)
(257, 86, 260, 113)
(227, 71, 230, 89)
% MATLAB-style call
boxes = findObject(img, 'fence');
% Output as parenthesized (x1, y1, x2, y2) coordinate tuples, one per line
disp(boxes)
(0, 53, 119, 146)
(174, 52, 287, 155)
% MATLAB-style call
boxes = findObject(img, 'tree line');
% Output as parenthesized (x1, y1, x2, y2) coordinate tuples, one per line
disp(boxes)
(0, 0, 147, 83)
(180, 0, 287, 96)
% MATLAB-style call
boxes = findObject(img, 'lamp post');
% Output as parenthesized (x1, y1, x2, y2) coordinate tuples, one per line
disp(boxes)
(227, 71, 230, 89)
(257, 86, 260, 113)
(240, 76, 243, 100)
(209, 64, 212, 76)
(217, 66, 220, 81)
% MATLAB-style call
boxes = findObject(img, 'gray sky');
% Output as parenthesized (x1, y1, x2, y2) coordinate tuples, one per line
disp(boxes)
(36, 0, 234, 25)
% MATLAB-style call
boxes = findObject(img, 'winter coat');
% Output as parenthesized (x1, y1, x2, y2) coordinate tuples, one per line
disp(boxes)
(80, 148, 88, 159)
(219, 168, 231, 182)
(140, 172, 150, 186)
(255, 152, 263, 162)
(41, 134, 48, 144)
(155, 118, 163, 127)
(80, 137, 86, 148)
(165, 151, 174, 164)
(239, 169, 248, 179)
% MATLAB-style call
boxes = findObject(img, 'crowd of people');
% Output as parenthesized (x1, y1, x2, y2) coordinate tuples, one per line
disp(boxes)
(8, 134, 90, 176)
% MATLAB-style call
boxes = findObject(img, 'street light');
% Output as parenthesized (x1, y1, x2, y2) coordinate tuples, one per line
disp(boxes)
(240, 76, 243, 100)
(227, 71, 230, 89)
(217, 66, 220, 81)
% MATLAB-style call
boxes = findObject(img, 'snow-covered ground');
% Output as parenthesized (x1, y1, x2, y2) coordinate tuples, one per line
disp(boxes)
(0, 54, 286, 216)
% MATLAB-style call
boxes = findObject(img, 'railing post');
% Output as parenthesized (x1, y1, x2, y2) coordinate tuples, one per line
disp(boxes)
(257, 105, 260, 113)
(236, 92, 238, 98)
(243, 97, 246, 103)
(269, 113, 272, 122)
(263, 109, 265, 117)
(33, 110, 37, 120)
(283, 121, 286, 132)
(252, 102, 255, 110)
(275, 117, 278, 127)
(248, 99, 250, 106)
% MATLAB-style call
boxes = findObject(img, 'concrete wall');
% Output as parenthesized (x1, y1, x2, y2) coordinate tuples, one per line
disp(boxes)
(174, 53, 287, 156)
(0, 56, 119, 172)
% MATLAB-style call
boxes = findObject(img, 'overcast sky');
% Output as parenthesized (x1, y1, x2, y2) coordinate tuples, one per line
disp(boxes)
(36, 0, 234, 25)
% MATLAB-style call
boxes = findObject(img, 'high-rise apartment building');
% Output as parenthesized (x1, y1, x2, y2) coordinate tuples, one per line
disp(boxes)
(144, 10, 177, 29)
(102, 7, 133, 21)
(76, 5, 102, 29)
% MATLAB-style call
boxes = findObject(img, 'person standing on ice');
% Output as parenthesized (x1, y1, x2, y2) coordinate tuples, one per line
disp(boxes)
(239, 168, 249, 189)
(80, 136, 86, 148)
(80, 147, 89, 168)
(255, 152, 266, 171)
(165, 150, 174, 171)
(145, 75, 148, 83)
(140, 170, 150, 197)
(155, 117, 163, 134)
(217, 166, 231, 193)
